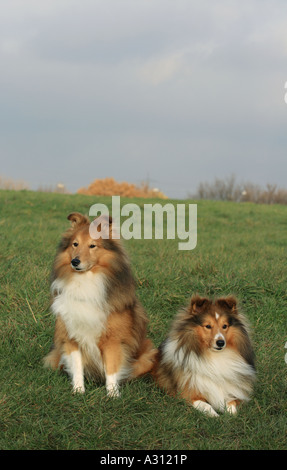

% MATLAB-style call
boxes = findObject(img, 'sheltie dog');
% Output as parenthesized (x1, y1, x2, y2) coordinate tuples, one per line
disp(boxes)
(44, 212, 156, 397)
(153, 295, 256, 417)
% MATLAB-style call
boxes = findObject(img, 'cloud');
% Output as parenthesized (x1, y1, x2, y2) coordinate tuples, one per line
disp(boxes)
(138, 52, 184, 86)
(138, 39, 219, 86)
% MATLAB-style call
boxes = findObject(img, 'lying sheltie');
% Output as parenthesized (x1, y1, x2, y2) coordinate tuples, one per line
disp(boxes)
(153, 295, 256, 417)
(44, 212, 156, 397)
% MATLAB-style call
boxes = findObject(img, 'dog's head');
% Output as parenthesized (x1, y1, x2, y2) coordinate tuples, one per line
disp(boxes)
(188, 295, 239, 351)
(56, 212, 121, 274)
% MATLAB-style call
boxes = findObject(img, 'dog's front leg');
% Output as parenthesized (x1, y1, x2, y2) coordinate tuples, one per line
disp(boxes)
(102, 343, 125, 397)
(192, 400, 219, 417)
(105, 372, 120, 397)
(226, 400, 239, 414)
(70, 350, 85, 393)
(61, 345, 85, 394)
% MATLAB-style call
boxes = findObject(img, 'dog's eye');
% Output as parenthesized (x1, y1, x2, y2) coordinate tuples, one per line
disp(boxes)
(205, 325, 212, 329)
(89, 244, 96, 249)
(72, 242, 78, 247)
(222, 324, 228, 329)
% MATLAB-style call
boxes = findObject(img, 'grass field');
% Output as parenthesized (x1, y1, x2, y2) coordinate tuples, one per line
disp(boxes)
(0, 189, 286, 450)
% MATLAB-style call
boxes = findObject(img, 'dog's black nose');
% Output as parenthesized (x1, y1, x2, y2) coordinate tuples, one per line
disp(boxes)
(216, 339, 225, 348)
(71, 258, 81, 267)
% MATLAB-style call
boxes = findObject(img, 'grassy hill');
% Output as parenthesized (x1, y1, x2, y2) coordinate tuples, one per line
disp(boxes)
(0, 190, 286, 450)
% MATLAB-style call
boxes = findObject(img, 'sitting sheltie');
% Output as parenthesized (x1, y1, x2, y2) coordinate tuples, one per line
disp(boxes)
(153, 295, 256, 417)
(44, 212, 156, 397)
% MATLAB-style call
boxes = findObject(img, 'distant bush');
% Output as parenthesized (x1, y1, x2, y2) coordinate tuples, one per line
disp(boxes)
(0, 175, 30, 191)
(191, 175, 287, 205)
(194, 175, 242, 202)
(37, 183, 69, 194)
(77, 177, 168, 199)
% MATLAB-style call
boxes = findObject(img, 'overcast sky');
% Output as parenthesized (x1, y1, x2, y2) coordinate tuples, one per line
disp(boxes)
(1, 0, 287, 198)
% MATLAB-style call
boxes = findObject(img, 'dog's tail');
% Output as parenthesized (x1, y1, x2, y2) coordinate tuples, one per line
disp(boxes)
(43, 345, 61, 370)
(131, 339, 158, 378)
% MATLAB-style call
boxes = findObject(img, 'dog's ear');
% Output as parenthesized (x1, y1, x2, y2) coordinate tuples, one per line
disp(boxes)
(216, 296, 238, 313)
(89, 215, 113, 239)
(190, 295, 210, 314)
(67, 212, 89, 227)
(96, 215, 113, 231)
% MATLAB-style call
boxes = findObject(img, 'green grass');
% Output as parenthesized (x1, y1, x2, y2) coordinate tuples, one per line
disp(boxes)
(0, 190, 286, 450)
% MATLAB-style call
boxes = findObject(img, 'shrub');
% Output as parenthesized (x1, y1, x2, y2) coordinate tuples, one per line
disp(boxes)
(77, 177, 168, 199)
(0, 175, 30, 191)
(192, 176, 287, 205)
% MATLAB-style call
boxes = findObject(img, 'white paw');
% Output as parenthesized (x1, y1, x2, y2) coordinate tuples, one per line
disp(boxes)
(106, 373, 120, 397)
(226, 403, 237, 414)
(106, 384, 120, 398)
(193, 400, 219, 417)
(73, 384, 85, 394)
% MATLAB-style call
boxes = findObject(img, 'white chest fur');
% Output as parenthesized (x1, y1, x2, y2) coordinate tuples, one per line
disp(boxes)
(162, 339, 255, 411)
(51, 272, 109, 355)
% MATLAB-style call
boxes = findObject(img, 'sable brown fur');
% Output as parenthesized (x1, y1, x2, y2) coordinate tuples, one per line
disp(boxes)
(152, 294, 256, 416)
(44, 212, 156, 395)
